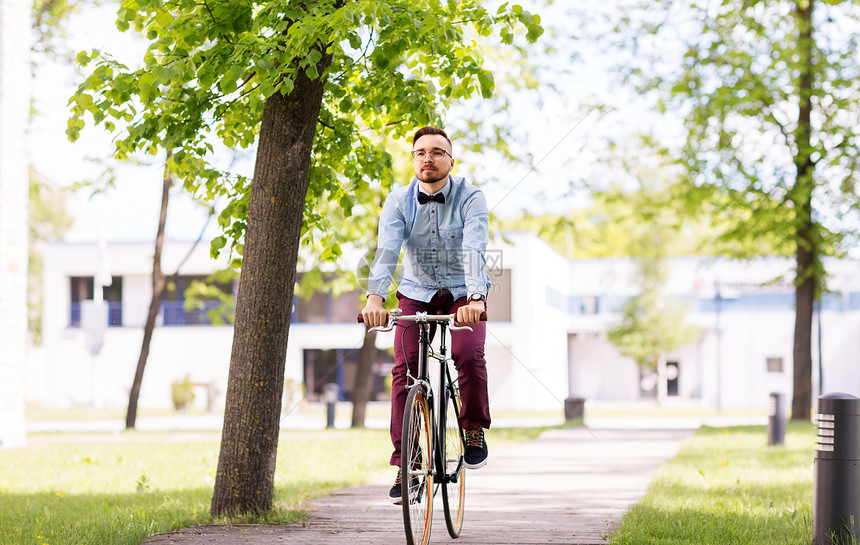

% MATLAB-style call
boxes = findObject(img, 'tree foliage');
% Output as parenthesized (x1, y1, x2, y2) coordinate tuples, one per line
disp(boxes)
(587, 0, 860, 419)
(32, 0, 83, 59)
(601, 183, 699, 371)
(68, 0, 544, 517)
(69, 0, 544, 261)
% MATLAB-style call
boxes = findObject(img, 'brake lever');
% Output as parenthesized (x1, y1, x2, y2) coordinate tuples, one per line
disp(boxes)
(448, 319, 474, 332)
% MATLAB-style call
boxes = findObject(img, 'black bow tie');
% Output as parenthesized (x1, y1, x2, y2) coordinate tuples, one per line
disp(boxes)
(418, 192, 445, 205)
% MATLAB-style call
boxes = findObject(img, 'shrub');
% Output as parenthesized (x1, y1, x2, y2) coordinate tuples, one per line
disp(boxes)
(171, 375, 195, 411)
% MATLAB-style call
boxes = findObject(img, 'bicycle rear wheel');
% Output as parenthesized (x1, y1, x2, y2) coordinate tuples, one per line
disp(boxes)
(401, 386, 434, 545)
(441, 384, 466, 538)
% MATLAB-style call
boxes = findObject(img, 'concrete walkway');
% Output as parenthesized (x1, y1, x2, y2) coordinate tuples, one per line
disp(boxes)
(143, 426, 693, 545)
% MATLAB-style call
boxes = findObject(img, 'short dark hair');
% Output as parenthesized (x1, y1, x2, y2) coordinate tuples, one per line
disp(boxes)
(412, 126, 452, 149)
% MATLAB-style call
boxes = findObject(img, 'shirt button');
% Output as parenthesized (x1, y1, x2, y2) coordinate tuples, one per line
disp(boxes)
(431, 210, 435, 214)
(431, 230, 435, 234)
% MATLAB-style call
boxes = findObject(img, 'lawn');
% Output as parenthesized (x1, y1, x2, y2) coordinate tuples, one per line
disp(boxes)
(0, 429, 392, 545)
(609, 422, 815, 545)
(1, 425, 548, 545)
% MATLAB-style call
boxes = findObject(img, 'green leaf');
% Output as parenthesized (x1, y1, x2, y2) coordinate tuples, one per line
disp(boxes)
(210, 236, 227, 259)
(76, 50, 92, 67)
(259, 80, 276, 99)
(477, 71, 494, 99)
(279, 78, 294, 96)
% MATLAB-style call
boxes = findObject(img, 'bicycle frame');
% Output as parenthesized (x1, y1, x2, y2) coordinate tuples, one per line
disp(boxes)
(411, 316, 465, 486)
(360, 308, 481, 544)
(366, 310, 470, 484)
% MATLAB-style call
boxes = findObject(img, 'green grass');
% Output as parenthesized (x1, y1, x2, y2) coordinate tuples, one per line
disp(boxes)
(0, 429, 392, 545)
(2, 425, 553, 545)
(609, 422, 814, 545)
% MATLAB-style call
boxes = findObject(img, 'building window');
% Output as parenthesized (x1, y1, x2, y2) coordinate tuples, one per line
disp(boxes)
(295, 290, 329, 323)
(293, 273, 363, 323)
(69, 276, 123, 327)
(162, 275, 234, 326)
(303, 347, 392, 402)
(766, 357, 784, 373)
(580, 296, 599, 314)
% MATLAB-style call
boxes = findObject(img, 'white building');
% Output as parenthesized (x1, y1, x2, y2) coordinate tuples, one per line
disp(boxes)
(30, 232, 569, 413)
(29, 231, 860, 416)
(568, 255, 860, 408)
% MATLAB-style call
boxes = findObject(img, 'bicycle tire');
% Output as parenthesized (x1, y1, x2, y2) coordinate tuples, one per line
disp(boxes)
(401, 386, 434, 545)
(441, 384, 466, 538)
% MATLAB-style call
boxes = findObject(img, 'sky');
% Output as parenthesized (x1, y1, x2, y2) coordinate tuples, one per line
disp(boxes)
(31, 4, 225, 243)
(28, 1, 666, 244)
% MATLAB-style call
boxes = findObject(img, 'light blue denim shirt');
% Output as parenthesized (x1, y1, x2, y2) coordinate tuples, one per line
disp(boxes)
(367, 175, 491, 303)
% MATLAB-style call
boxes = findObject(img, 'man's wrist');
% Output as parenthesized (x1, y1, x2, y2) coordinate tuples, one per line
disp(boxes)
(366, 294, 385, 305)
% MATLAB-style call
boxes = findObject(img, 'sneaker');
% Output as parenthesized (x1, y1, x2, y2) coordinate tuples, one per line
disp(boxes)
(389, 469, 404, 504)
(388, 469, 424, 505)
(464, 429, 488, 469)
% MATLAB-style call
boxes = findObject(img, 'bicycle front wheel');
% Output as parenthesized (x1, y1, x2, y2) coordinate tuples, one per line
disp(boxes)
(401, 386, 434, 545)
(441, 385, 466, 538)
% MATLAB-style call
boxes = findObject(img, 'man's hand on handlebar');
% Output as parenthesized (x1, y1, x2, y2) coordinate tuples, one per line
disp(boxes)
(456, 300, 485, 326)
(360, 294, 388, 328)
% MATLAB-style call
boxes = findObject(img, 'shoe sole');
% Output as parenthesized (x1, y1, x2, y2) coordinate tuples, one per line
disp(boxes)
(464, 458, 487, 470)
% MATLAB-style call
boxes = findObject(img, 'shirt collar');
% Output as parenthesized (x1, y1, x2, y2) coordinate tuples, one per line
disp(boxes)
(416, 176, 453, 199)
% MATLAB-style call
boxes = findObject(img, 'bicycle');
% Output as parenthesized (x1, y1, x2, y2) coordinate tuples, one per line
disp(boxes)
(358, 308, 486, 545)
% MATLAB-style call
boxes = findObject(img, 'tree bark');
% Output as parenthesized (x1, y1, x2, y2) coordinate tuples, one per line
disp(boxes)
(125, 159, 172, 429)
(351, 214, 383, 428)
(211, 49, 333, 516)
(350, 330, 377, 428)
(790, 0, 816, 421)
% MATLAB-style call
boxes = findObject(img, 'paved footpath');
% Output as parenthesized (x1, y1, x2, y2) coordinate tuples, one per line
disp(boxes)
(144, 427, 693, 545)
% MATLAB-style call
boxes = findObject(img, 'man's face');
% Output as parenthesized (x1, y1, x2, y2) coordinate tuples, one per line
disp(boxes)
(412, 134, 455, 184)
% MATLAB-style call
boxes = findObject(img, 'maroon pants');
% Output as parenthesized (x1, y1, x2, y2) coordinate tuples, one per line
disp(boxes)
(389, 290, 491, 466)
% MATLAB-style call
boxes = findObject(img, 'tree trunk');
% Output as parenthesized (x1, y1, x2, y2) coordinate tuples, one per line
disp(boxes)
(790, 0, 816, 421)
(351, 214, 382, 428)
(211, 49, 332, 516)
(351, 330, 377, 428)
(793, 226, 815, 421)
(125, 160, 172, 429)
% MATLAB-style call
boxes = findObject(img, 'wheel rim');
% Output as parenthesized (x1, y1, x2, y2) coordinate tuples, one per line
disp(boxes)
(403, 390, 433, 545)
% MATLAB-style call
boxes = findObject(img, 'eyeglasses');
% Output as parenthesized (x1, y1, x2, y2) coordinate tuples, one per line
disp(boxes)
(411, 148, 452, 161)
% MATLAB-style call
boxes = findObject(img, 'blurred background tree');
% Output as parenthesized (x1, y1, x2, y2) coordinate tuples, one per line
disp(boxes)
(576, 0, 860, 420)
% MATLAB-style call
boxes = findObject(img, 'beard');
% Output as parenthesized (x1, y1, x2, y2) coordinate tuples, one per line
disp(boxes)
(417, 166, 449, 184)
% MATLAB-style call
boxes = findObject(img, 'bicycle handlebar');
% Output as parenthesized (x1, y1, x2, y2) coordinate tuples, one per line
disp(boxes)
(356, 311, 487, 324)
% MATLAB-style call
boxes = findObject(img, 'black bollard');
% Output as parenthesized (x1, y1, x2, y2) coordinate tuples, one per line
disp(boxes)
(813, 393, 860, 545)
(564, 397, 585, 421)
(324, 383, 339, 429)
(767, 392, 786, 446)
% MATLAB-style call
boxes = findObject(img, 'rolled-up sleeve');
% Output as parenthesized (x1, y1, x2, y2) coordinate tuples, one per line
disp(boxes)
(461, 191, 490, 297)
(366, 196, 406, 300)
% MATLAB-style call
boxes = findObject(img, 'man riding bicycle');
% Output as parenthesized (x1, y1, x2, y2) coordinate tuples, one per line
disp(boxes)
(360, 126, 492, 504)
